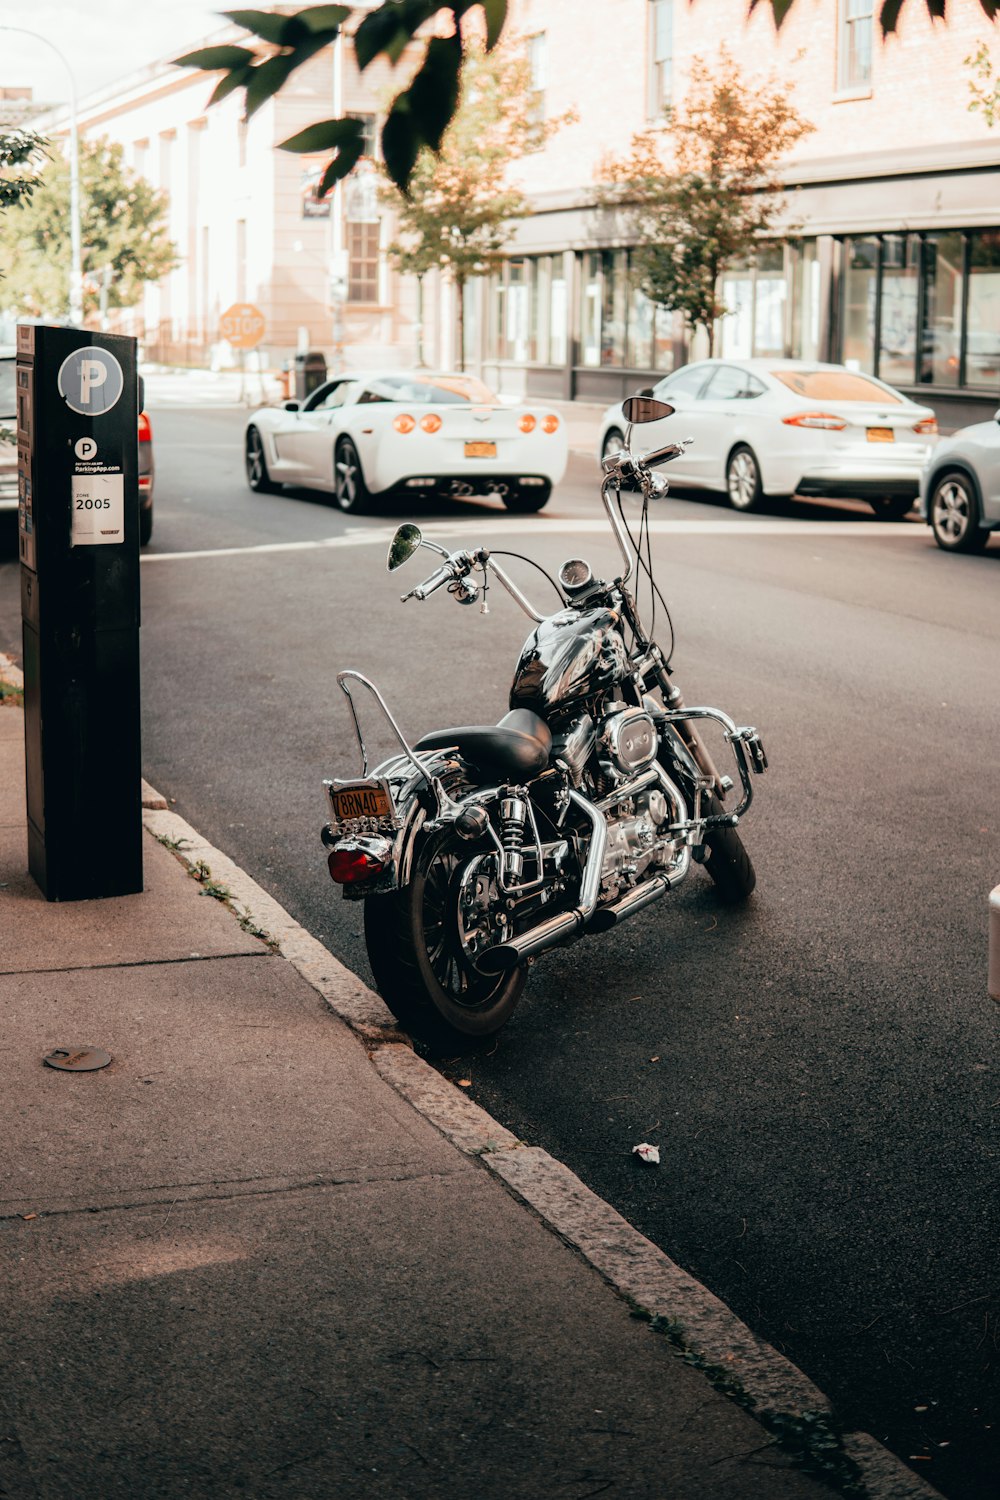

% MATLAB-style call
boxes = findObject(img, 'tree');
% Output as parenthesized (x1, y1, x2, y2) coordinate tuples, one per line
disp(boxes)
(0, 136, 177, 322)
(966, 40, 1000, 124)
(0, 127, 47, 215)
(598, 52, 812, 357)
(383, 40, 569, 370)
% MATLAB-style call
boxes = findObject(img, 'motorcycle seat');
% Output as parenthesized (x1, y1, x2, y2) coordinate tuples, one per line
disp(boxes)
(415, 708, 552, 780)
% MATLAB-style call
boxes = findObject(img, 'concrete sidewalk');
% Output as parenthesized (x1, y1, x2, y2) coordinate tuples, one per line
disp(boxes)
(0, 690, 938, 1499)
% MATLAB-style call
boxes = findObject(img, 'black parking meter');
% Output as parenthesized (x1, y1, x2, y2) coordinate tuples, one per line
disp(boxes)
(17, 324, 143, 900)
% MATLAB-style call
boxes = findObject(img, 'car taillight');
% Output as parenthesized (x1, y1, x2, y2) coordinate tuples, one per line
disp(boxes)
(393, 413, 415, 434)
(420, 412, 442, 433)
(542, 414, 559, 434)
(519, 413, 537, 433)
(781, 412, 847, 431)
(328, 848, 384, 884)
(138, 412, 152, 443)
(913, 417, 938, 436)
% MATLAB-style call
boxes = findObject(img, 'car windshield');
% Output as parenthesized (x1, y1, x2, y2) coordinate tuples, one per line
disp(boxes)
(0, 357, 14, 420)
(771, 369, 903, 404)
(359, 374, 497, 405)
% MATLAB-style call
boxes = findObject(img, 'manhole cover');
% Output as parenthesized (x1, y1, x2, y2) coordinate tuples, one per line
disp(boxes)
(43, 1047, 112, 1072)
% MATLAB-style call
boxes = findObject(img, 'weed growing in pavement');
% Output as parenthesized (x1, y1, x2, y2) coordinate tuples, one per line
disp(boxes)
(0, 677, 24, 708)
(638, 1312, 867, 1497)
(154, 839, 280, 951)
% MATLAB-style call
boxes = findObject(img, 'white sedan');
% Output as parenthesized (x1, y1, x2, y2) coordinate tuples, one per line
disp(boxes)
(598, 358, 939, 519)
(245, 370, 568, 514)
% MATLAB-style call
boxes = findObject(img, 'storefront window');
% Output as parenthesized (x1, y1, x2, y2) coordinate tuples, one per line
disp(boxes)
(966, 231, 1000, 390)
(505, 259, 530, 363)
(581, 252, 602, 367)
(842, 237, 878, 372)
(920, 232, 963, 388)
(628, 278, 655, 368)
(754, 244, 786, 357)
(878, 234, 918, 386)
(791, 241, 821, 361)
(601, 250, 627, 367)
(719, 258, 753, 357)
(550, 264, 568, 365)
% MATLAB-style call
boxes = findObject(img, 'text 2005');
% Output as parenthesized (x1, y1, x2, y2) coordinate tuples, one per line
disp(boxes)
(76, 497, 111, 510)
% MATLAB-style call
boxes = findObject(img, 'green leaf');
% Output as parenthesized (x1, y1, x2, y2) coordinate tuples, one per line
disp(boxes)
(297, 4, 353, 32)
(222, 9, 307, 45)
(244, 52, 300, 117)
(172, 44, 256, 70)
(878, 0, 905, 31)
(355, 0, 437, 70)
(318, 128, 366, 194)
(244, 33, 330, 115)
(746, 0, 795, 22)
(279, 117, 365, 153)
(208, 66, 254, 106)
(382, 98, 422, 191)
(407, 36, 462, 151)
(480, 0, 508, 48)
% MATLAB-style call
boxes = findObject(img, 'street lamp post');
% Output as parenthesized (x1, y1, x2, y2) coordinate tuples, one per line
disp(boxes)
(0, 26, 83, 326)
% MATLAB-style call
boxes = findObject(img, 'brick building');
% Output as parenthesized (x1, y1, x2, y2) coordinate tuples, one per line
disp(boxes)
(21, 1, 1000, 423)
(479, 0, 1000, 424)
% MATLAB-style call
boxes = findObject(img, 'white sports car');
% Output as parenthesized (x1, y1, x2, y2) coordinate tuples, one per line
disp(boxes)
(245, 370, 568, 514)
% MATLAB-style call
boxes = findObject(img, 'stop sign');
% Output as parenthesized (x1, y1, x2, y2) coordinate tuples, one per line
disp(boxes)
(219, 302, 266, 350)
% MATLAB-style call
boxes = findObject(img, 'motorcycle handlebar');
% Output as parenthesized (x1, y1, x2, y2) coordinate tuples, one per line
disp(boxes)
(401, 550, 475, 602)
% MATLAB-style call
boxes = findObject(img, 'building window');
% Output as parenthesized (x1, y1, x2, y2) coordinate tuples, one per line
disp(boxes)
(839, 0, 873, 91)
(236, 219, 247, 303)
(878, 234, 919, 386)
(920, 231, 963, 388)
(347, 221, 379, 303)
(356, 113, 378, 159)
(841, 236, 879, 372)
(647, 0, 673, 118)
(527, 33, 547, 125)
(967, 230, 1000, 389)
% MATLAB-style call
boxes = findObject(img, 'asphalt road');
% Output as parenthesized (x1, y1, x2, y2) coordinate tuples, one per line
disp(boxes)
(2, 402, 999, 1499)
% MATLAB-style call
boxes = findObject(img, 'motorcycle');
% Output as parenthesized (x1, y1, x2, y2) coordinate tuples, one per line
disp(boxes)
(321, 394, 768, 1049)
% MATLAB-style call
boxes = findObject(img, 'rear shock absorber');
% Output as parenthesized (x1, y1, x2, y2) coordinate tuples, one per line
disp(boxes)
(499, 793, 528, 885)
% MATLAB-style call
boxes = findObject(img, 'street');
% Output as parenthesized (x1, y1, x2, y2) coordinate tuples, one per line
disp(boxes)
(2, 398, 999, 1499)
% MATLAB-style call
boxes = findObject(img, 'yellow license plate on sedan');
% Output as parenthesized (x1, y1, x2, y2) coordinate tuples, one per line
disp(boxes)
(464, 441, 497, 458)
(866, 427, 894, 442)
(329, 780, 393, 822)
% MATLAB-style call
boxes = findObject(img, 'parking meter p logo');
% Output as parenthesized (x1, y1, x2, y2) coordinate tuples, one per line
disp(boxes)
(57, 347, 125, 416)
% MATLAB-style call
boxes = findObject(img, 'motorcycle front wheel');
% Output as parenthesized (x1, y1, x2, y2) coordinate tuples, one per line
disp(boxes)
(364, 825, 527, 1051)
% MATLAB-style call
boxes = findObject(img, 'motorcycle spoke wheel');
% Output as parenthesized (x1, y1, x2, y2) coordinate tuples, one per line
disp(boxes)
(364, 828, 526, 1051)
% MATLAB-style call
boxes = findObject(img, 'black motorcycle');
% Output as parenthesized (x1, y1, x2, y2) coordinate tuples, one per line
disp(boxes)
(322, 394, 768, 1048)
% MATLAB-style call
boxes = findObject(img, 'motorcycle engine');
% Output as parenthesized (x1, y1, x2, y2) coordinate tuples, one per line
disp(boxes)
(600, 706, 658, 776)
(601, 788, 678, 896)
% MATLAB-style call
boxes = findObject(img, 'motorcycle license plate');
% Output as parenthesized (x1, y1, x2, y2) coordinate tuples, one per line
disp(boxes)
(866, 427, 894, 442)
(464, 441, 497, 458)
(329, 779, 394, 823)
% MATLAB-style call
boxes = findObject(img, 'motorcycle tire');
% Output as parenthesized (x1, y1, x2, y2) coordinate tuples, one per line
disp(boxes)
(364, 824, 527, 1051)
(702, 791, 756, 903)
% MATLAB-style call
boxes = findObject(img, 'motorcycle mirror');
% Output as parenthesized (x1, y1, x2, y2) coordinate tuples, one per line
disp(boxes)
(622, 395, 675, 424)
(387, 524, 422, 571)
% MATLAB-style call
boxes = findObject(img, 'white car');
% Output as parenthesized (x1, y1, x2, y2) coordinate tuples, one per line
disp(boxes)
(598, 358, 939, 520)
(919, 408, 1000, 553)
(245, 370, 568, 514)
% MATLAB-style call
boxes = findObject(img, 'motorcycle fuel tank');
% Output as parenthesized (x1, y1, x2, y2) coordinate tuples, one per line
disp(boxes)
(509, 605, 630, 716)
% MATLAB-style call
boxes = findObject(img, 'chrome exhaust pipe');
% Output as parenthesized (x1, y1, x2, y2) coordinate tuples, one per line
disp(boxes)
(587, 847, 691, 932)
(477, 791, 607, 974)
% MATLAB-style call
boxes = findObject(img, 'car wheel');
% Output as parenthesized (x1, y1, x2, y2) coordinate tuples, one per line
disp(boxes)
(601, 427, 625, 463)
(726, 445, 764, 512)
(502, 483, 551, 514)
(139, 505, 153, 547)
(245, 426, 280, 494)
(930, 471, 990, 553)
(334, 437, 373, 514)
(868, 494, 915, 521)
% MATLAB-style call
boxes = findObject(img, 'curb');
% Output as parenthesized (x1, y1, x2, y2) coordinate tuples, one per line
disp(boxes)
(140, 792, 942, 1500)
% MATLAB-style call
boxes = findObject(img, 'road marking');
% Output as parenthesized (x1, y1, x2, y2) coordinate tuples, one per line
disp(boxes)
(141, 517, 926, 563)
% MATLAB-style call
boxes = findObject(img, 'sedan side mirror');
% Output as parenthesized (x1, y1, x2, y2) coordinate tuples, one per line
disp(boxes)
(284, 400, 300, 412)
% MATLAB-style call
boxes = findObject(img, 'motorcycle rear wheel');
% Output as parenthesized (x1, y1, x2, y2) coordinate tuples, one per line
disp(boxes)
(702, 791, 756, 903)
(364, 826, 527, 1051)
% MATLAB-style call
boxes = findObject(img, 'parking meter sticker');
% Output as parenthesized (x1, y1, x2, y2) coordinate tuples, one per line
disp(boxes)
(57, 347, 125, 416)
(71, 472, 124, 545)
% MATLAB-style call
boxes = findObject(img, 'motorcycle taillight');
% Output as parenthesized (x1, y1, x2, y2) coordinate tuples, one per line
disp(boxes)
(328, 848, 384, 884)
